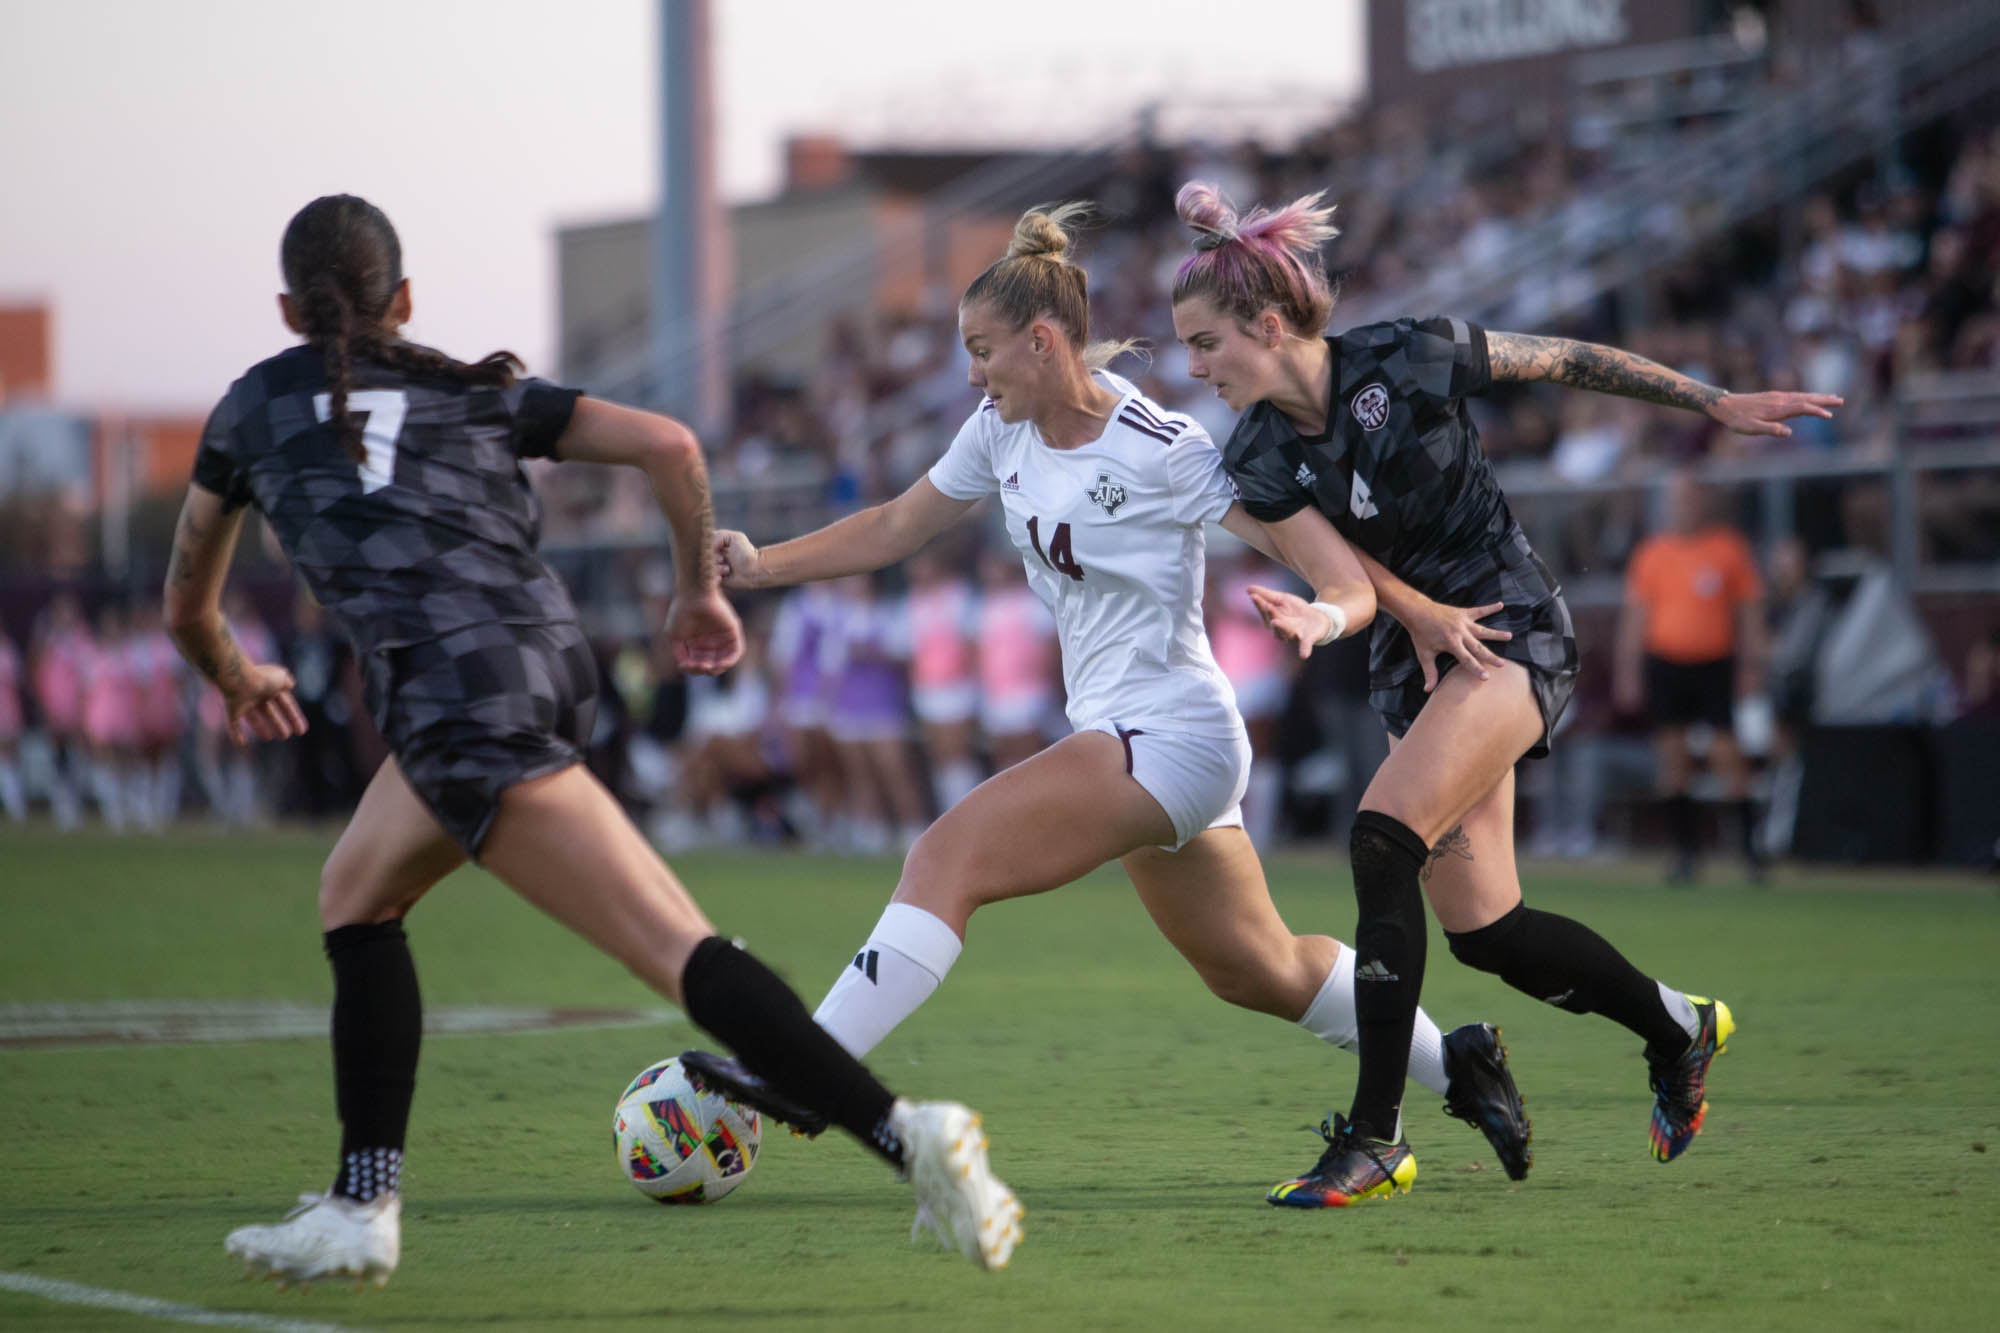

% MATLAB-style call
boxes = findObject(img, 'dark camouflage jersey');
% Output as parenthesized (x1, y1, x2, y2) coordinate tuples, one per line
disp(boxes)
(1222, 317, 1578, 747)
(193, 344, 583, 658)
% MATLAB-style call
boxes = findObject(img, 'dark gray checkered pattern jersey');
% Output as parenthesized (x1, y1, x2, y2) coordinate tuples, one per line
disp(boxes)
(1221, 317, 1578, 748)
(192, 345, 583, 658)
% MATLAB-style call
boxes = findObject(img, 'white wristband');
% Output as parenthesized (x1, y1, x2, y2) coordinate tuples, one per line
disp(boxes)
(1309, 600, 1347, 645)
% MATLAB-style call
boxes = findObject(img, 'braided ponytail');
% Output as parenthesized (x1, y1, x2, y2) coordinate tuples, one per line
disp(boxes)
(301, 274, 365, 463)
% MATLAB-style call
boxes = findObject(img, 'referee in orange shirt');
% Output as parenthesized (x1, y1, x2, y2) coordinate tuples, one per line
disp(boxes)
(1616, 472, 1769, 883)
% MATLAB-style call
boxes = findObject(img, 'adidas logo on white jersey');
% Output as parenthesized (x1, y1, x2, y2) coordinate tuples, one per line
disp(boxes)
(1350, 472, 1379, 520)
(1002, 472, 1021, 492)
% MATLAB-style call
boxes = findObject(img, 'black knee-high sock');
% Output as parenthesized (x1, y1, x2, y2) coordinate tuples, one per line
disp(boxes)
(325, 921, 422, 1201)
(680, 935, 903, 1166)
(1732, 797, 1761, 862)
(1446, 903, 1690, 1052)
(1346, 811, 1431, 1142)
(1667, 793, 1698, 861)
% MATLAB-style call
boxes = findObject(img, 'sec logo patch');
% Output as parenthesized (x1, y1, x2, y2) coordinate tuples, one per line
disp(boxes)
(1351, 383, 1391, 430)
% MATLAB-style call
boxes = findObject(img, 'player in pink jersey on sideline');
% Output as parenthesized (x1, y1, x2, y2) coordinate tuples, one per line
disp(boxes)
(130, 601, 189, 830)
(973, 548, 1058, 772)
(0, 627, 24, 821)
(30, 593, 90, 828)
(83, 604, 142, 830)
(906, 546, 983, 814)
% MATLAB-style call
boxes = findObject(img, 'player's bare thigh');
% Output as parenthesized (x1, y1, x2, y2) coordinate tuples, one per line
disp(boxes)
(1122, 826, 1336, 1019)
(480, 764, 715, 1005)
(1360, 658, 1542, 845)
(890, 729, 1177, 936)
(1397, 756, 1524, 934)
(1361, 661, 1540, 932)
(319, 756, 467, 929)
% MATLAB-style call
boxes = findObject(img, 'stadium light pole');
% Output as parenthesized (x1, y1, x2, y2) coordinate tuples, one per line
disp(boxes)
(653, 0, 728, 434)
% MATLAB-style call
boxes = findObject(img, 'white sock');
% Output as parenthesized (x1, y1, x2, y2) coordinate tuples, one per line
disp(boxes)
(92, 765, 125, 831)
(155, 756, 182, 823)
(1296, 944, 1452, 1100)
(0, 759, 22, 821)
(933, 759, 982, 814)
(1658, 982, 1700, 1041)
(813, 902, 963, 1058)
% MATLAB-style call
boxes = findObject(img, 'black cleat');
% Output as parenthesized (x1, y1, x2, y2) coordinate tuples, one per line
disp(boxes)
(678, 1049, 830, 1137)
(1441, 1022, 1533, 1181)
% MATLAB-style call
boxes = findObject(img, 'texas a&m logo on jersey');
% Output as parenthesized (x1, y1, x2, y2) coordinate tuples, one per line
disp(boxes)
(1086, 472, 1127, 516)
(1351, 383, 1391, 431)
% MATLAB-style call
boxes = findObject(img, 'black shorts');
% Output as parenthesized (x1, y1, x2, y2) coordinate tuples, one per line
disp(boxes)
(363, 620, 599, 858)
(1644, 655, 1735, 729)
(1373, 540, 1579, 760)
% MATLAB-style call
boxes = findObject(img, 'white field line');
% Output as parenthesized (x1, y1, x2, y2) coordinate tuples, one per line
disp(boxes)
(0, 1002, 681, 1048)
(0, 1271, 370, 1333)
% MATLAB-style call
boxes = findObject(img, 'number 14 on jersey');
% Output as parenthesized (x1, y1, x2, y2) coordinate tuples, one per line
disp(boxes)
(1025, 515, 1084, 582)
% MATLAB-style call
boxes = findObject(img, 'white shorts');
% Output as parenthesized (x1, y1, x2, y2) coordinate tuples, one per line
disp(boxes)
(1081, 715, 1250, 851)
(913, 681, 979, 727)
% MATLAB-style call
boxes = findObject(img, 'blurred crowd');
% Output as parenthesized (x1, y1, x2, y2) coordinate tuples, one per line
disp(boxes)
(3, 16, 1996, 858)
(1, 515, 1993, 857)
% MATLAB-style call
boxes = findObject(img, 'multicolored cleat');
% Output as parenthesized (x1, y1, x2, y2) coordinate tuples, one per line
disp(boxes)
(1648, 996, 1734, 1162)
(1442, 1022, 1533, 1181)
(1267, 1114, 1416, 1207)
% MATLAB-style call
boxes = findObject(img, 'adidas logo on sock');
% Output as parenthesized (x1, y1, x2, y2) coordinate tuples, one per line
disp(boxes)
(1354, 959, 1399, 982)
(852, 949, 880, 984)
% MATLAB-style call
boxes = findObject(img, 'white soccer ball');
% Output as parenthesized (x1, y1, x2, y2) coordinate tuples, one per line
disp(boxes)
(611, 1056, 762, 1204)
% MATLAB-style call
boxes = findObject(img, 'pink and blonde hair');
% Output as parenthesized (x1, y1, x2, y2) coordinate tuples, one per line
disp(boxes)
(1171, 181, 1340, 335)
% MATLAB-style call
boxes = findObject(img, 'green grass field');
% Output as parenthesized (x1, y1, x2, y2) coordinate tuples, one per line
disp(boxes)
(2, 830, 1996, 1332)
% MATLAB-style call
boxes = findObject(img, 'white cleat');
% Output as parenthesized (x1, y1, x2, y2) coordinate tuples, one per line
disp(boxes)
(892, 1100, 1023, 1271)
(224, 1192, 401, 1288)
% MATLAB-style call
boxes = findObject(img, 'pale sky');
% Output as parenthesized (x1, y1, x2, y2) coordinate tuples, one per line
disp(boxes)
(0, 1, 1364, 412)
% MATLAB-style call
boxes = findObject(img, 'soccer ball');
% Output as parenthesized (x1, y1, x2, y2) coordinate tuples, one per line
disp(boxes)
(612, 1056, 762, 1204)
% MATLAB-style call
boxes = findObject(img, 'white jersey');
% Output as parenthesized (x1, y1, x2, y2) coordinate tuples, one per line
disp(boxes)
(928, 373, 1240, 734)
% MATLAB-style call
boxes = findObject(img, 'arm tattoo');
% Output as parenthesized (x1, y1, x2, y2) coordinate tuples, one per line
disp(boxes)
(1423, 825, 1473, 883)
(165, 501, 250, 692)
(183, 621, 251, 693)
(1486, 332, 1724, 413)
(166, 503, 207, 588)
(686, 464, 717, 586)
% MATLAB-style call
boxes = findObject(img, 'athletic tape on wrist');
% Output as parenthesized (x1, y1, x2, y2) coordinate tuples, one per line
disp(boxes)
(1309, 601, 1348, 645)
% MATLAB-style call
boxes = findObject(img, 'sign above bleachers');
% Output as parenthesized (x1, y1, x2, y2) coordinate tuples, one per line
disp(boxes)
(1366, 0, 1695, 106)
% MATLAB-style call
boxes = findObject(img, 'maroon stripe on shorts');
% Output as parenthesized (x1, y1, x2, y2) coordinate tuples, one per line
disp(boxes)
(1115, 726, 1145, 775)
